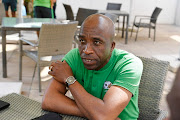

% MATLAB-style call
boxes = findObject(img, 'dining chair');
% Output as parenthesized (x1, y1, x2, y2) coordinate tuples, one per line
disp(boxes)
(19, 22, 78, 92)
(131, 7, 162, 42)
(138, 56, 169, 120)
(106, 3, 122, 10)
(106, 3, 122, 32)
(63, 3, 74, 20)
(76, 8, 98, 26)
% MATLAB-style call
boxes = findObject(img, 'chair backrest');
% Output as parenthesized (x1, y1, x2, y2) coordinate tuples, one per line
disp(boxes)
(0, 3, 5, 25)
(103, 13, 118, 23)
(38, 22, 78, 58)
(76, 8, 98, 26)
(106, 3, 122, 10)
(63, 3, 74, 20)
(150, 7, 162, 24)
(138, 56, 169, 120)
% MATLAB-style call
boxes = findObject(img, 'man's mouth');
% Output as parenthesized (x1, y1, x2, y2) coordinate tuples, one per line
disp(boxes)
(82, 58, 96, 65)
(85, 59, 92, 62)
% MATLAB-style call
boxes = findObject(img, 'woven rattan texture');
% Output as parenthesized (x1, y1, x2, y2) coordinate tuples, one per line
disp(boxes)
(0, 93, 47, 120)
(21, 22, 78, 67)
(138, 56, 169, 120)
(0, 93, 87, 120)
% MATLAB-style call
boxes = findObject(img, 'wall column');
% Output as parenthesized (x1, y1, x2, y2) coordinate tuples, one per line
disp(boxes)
(175, 0, 180, 26)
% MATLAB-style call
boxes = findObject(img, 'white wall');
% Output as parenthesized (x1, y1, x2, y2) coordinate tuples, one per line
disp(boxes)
(175, 0, 180, 26)
(56, 0, 178, 24)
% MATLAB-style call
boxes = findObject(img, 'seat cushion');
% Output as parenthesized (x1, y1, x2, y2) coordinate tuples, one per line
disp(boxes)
(134, 23, 155, 29)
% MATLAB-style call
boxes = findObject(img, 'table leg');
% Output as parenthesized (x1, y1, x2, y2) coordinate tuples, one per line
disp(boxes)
(2, 30, 7, 78)
(122, 16, 125, 38)
(19, 32, 22, 81)
(125, 15, 129, 44)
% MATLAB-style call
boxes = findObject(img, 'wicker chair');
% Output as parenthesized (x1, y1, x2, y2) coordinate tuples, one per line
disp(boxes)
(138, 56, 169, 120)
(130, 7, 162, 42)
(63, 3, 74, 20)
(19, 22, 78, 92)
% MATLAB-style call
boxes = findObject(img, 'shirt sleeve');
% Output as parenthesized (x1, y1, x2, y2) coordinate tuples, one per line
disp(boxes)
(113, 56, 143, 95)
(62, 48, 79, 75)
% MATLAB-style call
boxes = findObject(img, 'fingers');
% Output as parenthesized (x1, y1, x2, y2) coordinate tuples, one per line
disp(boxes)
(62, 60, 67, 63)
(49, 61, 62, 70)
(48, 60, 63, 74)
(49, 65, 53, 71)
(48, 60, 68, 76)
(48, 70, 54, 76)
(55, 60, 62, 64)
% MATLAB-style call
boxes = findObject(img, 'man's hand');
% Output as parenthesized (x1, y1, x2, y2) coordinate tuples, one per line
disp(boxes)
(48, 60, 73, 84)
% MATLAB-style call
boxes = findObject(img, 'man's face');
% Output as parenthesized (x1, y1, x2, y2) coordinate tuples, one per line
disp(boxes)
(78, 20, 115, 70)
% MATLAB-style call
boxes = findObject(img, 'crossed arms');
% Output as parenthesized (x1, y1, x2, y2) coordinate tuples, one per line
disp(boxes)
(42, 61, 132, 120)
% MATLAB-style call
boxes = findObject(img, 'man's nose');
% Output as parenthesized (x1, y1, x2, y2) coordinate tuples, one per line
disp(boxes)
(83, 44, 93, 55)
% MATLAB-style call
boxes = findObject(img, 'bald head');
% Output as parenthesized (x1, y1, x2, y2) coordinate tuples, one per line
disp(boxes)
(80, 14, 115, 41)
(78, 14, 115, 70)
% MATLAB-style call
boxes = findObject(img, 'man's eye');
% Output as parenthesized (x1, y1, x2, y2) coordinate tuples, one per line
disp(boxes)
(94, 41, 101, 45)
(79, 39, 85, 43)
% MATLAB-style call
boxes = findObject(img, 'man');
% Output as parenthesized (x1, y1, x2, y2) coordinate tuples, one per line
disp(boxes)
(33, 0, 55, 18)
(166, 67, 180, 120)
(42, 14, 143, 120)
(33, 0, 55, 37)
(2, 0, 17, 17)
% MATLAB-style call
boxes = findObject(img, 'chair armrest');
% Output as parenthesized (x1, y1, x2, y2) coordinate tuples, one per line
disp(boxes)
(20, 38, 38, 47)
(134, 15, 151, 24)
(138, 17, 156, 24)
(156, 110, 168, 120)
(139, 17, 151, 23)
(135, 15, 151, 18)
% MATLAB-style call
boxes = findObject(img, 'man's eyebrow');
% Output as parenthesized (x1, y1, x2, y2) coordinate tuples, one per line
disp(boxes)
(93, 37, 101, 41)
(78, 35, 85, 38)
(93, 37, 104, 42)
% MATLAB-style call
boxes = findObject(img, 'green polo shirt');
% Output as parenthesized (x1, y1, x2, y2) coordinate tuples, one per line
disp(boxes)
(62, 48, 143, 120)
(33, 0, 51, 8)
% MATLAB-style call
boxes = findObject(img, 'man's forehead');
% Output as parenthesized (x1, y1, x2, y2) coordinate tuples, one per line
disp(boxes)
(80, 20, 107, 35)
(80, 26, 107, 37)
(79, 14, 115, 40)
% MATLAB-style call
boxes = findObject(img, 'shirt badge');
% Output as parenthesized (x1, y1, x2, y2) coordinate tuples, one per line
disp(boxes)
(103, 81, 112, 89)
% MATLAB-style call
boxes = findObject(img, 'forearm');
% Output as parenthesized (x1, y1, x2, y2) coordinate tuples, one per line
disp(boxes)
(69, 81, 131, 120)
(42, 79, 85, 117)
(74, 98, 91, 118)
(69, 81, 109, 119)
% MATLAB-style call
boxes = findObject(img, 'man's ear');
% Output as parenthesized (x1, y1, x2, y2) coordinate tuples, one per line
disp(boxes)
(111, 42, 115, 52)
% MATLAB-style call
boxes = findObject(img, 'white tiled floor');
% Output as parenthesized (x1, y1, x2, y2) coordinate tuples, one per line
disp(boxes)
(0, 82, 22, 97)
(0, 24, 180, 115)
